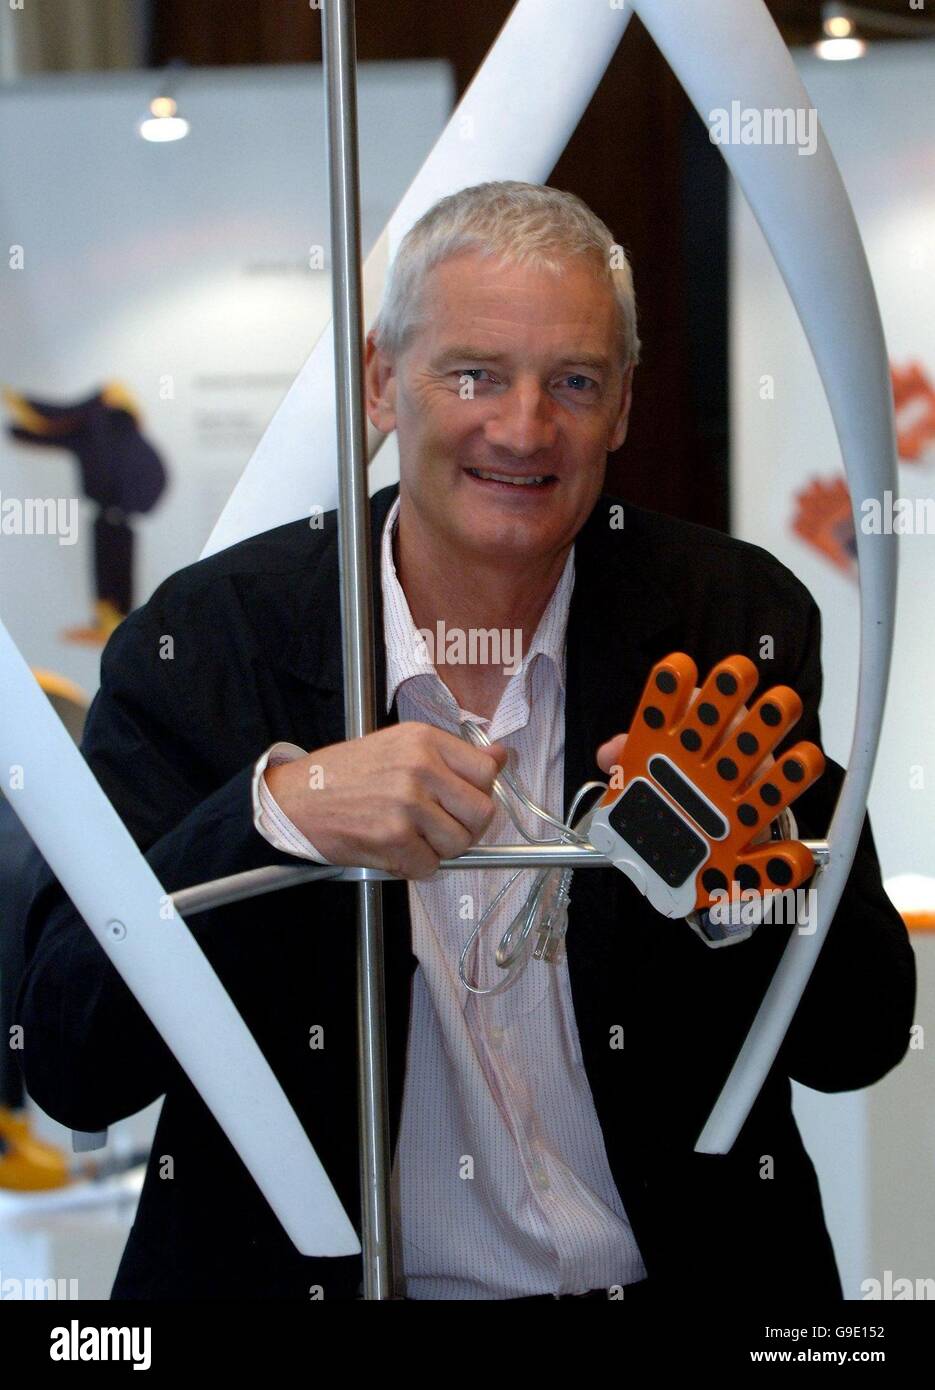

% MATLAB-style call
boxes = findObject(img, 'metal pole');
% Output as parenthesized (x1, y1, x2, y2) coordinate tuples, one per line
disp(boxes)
(321, 0, 397, 1299)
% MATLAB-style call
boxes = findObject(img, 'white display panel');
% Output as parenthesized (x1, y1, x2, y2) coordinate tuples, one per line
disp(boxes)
(0, 61, 453, 696)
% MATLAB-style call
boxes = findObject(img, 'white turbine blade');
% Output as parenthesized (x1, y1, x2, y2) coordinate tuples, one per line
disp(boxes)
(631, 0, 897, 1151)
(201, 0, 633, 557)
(0, 620, 359, 1256)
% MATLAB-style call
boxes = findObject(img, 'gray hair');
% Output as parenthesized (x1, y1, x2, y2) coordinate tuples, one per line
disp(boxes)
(371, 180, 640, 374)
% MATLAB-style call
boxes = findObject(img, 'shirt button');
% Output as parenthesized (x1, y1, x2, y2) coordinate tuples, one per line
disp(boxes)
(533, 1166, 551, 1192)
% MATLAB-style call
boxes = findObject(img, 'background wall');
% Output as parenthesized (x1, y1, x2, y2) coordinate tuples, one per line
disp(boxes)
(0, 62, 453, 696)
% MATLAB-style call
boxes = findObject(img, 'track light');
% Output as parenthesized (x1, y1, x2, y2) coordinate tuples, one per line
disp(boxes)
(138, 62, 190, 142)
(822, 6, 856, 38)
(815, 6, 866, 59)
(815, 1, 935, 58)
(814, 36, 867, 59)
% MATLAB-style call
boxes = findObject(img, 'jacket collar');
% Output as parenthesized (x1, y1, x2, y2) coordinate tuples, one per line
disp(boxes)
(280, 482, 682, 795)
(280, 483, 399, 727)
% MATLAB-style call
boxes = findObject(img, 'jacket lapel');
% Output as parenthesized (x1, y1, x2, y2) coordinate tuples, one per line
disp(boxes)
(277, 482, 399, 740)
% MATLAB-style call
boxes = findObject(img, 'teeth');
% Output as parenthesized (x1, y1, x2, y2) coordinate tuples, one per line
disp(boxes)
(471, 470, 549, 486)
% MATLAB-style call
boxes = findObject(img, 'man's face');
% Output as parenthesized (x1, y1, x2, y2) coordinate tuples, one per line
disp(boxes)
(365, 248, 634, 567)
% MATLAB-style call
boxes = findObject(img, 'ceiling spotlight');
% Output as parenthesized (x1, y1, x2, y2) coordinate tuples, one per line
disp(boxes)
(816, 7, 866, 59)
(814, 35, 868, 59)
(823, 8, 855, 38)
(138, 62, 191, 142)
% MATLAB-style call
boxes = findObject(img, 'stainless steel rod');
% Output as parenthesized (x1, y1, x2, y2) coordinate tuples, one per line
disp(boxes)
(172, 864, 344, 916)
(173, 842, 831, 915)
(322, 0, 396, 1300)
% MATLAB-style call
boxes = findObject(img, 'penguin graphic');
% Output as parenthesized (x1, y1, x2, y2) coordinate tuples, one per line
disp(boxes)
(2, 383, 168, 643)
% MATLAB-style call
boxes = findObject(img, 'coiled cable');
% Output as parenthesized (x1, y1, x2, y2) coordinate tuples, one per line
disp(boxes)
(456, 719, 606, 995)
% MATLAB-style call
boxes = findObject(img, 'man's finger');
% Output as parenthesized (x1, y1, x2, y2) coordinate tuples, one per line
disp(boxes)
(596, 733, 628, 774)
(433, 729, 509, 789)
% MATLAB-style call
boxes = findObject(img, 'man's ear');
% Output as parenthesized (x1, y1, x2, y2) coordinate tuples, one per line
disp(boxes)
(364, 332, 398, 434)
(608, 361, 635, 453)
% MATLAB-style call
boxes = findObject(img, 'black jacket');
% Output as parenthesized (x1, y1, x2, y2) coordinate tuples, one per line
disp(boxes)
(16, 483, 915, 1300)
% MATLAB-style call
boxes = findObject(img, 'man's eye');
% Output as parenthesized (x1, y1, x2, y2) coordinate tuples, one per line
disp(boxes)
(562, 374, 597, 392)
(458, 368, 494, 382)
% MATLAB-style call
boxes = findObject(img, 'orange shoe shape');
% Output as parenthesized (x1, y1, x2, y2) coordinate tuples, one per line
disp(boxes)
(0, 1105, 71, 1191)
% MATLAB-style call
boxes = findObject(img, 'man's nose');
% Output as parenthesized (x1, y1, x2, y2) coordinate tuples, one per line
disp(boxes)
(483, 379, 557, 457)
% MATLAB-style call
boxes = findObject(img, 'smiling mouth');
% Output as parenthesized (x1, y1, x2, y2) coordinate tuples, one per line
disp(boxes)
(465, 468, 557, 489)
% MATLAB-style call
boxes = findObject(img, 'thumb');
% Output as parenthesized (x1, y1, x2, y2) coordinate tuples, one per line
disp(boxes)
(596, 732, 628, 775)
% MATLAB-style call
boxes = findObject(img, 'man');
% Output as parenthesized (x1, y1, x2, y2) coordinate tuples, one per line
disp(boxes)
(17, 182, 914, 1300)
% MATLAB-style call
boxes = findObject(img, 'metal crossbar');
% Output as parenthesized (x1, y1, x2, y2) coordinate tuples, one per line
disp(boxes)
(171, 842, 831, 917)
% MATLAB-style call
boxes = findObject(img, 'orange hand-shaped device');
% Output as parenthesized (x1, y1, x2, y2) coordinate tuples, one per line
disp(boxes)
(588, 653, 825, 920)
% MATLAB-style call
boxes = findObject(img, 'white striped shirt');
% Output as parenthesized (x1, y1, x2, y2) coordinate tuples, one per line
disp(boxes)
(252, 494, 646, 1298)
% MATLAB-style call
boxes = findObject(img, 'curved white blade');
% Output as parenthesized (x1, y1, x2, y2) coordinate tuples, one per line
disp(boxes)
(201, 0, 633, 557)
(629, 0, 897, 1151)
(0, 620, 359, 1256)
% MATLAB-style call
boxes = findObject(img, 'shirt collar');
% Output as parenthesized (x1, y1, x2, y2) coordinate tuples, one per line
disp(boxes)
(380, 493, 574, 717)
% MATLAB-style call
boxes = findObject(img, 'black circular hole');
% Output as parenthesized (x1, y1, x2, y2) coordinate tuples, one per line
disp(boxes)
(680, 728, 702, 752)
(760, 782, 781, 806)
(702, 868, 728, 893)
(782, 758, 804, 783)
(697, 701, 719, 726)
(716, 671, 738, 695)
(737, 731, 759, 756)
(735, 864, 761, 891)
(643, 705, 664, 729)
(767, 857, 793, 886)
(737, 803, 759, 826)
(760, 701, 782, 727)
(655, 669, 677, 694)
(717, 757, 738, 781)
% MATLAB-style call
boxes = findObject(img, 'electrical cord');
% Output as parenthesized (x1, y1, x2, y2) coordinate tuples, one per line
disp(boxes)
(456, 719, 606, 995)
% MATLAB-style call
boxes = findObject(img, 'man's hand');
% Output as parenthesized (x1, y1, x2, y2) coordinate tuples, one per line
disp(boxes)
(264, 721, 509, 879)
